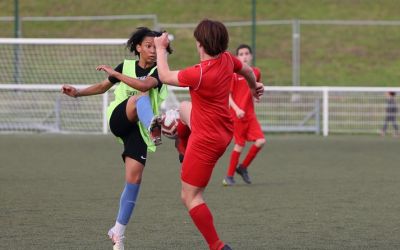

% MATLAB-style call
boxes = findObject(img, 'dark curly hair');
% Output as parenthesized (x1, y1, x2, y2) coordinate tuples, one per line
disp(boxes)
(127, 27, 173, 57)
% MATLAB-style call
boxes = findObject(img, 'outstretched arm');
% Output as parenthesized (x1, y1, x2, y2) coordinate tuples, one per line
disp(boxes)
(61, 79, 113, 98)
(96, 65, 158, 91)
(154, 33, 180, 86)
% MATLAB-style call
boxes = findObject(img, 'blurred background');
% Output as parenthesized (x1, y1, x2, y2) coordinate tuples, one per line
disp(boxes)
(2, 0, 400, 86)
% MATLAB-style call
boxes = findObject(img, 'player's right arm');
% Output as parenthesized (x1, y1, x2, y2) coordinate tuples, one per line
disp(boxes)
(154, 33, 180, 86)
(229, 94, 245, 119)
(61, 79, 113, 98)
(96, 65, 159, 91)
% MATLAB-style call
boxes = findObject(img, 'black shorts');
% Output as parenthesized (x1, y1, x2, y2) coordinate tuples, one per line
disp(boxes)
(109, 99, 147, 165)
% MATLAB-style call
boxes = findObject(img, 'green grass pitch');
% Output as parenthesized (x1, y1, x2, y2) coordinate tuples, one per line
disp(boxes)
(1, 134, 399, 249)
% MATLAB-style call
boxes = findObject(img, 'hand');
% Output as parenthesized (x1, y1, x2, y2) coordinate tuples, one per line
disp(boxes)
(61, 84, 79, 98)
(236, 109, 245, 119)
(252, 82, 264, 101)
(154, 32, 170, 50)
(96, 65, 116, 77)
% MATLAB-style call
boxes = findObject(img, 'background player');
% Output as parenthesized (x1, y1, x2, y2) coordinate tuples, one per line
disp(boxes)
(155, 20, 264, 250)
(223, 44, 266, 186)
(62, 27, 172, 250)
(380, 91, 399, 137)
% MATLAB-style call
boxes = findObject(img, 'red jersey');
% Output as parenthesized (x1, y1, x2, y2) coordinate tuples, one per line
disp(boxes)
(178, 52, 243, 142)
(230, 67, 261, 121)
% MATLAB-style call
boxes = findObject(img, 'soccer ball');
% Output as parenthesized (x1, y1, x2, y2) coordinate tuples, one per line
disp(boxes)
(161, 109, 180, 139)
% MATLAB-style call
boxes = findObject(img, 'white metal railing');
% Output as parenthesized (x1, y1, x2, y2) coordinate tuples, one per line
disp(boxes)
(1, 84, 399, 136)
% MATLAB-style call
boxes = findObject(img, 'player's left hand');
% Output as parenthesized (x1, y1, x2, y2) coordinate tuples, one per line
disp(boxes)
(252, 82, 264, 101)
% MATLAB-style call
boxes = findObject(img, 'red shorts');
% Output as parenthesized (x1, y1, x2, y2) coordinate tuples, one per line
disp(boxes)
(181, 134, 231, 187)
(233, 115, 265, 147)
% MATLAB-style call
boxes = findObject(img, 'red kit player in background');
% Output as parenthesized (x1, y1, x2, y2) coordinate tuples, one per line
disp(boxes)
(223, 44, 266, 186)
(155, 20, 263, 250)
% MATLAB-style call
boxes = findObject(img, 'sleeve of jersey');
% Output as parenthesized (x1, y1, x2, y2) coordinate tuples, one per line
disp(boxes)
(108, 63, 123, 84)
(229, 53, 243, 73)
(254, 67, 261, 82)
(177, 65, 201, 88)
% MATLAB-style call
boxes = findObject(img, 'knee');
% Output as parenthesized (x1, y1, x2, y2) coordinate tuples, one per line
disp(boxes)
(125, 161, 144, 184)
(179, 101, 189, 114)
(180, 188, 204, 210)
(179, 101, 192, 127)
(255, 138, 266, 148)
(179, 101, 190, 109)
(180, 189, 189, 207)
(126, 174, 142, 184)
(234, 144, 244, 152)
(180, 189, 186, 203)
(125, 96, 139, 122)
(128, 95, 138, 104)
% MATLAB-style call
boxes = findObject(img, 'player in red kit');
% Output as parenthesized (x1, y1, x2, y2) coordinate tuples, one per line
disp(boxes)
(155, 20, 263, 250)
(223, 44, 266, 186)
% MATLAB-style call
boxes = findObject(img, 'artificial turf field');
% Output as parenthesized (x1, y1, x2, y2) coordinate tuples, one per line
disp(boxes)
(1, 134, 399, 249)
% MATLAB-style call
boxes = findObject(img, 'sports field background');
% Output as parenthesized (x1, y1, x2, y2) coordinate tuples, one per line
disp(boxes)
(1, 134, 399, 249)
(1, 1, 400, 249)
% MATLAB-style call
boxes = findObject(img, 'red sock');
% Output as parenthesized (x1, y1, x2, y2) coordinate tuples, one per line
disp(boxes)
(189, 203, 222, 249)
(176, 120, 191, 154)
(241, 144, 262, 168)
(177, 119, 191, 137)
(210, 240, 225, 250)
(227, 150, 241, 176)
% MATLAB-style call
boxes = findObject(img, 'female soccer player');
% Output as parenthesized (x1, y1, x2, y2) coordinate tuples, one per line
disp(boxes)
(61, 27, 172, 250)
(223, 44, 266, 186)
(154, 19, 263, 250)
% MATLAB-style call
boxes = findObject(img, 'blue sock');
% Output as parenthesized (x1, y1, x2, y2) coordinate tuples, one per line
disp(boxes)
(136, 95, 154, 130)
(116, 183, 140, 225)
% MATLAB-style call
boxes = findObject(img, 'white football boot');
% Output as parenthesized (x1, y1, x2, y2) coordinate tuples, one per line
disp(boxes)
(108, 228, 125, 250)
